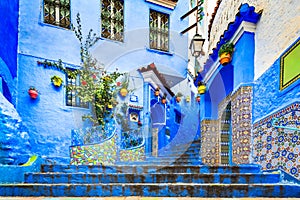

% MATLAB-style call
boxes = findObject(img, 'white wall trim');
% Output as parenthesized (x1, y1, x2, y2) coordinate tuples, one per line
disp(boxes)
(203, 21, 257, 84)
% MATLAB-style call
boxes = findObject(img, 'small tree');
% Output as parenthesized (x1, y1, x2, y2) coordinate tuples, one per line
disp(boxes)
(70, 13, 123, 126)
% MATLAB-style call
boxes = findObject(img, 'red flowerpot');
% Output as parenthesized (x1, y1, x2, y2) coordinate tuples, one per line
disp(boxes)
(28, 89, 38, 99)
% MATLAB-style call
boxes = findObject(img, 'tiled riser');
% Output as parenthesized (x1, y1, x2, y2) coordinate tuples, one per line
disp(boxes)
(41, 165, 261, 174)
(24, 173, 280, 184)
(1, 184, 300, 197)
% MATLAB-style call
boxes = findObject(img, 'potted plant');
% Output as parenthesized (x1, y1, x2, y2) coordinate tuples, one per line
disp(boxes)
(186, 95, 191, 103)
(218, 42, 234, 65)
(51, 75, 63, 87)
(28, 86, 39, 99)
(197, 81, 206, 95)
(175, 92, 183, 103)
(154, 87, 160, 96)
(161, 93, 167, 104)
(119, 73, 129, 97)
(196, 95, 201, 102)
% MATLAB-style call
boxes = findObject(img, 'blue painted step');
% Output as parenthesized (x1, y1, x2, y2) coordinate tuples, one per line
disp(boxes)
(41, 164, 262, 174)
(24, 172, 281, 184)
(1, 183, 300, 197)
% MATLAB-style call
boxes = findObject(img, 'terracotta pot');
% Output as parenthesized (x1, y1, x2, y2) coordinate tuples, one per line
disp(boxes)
(176, 96, 181, 103)
(119, 88, 128, 97)
(196, 96, 201, 102)
(161, 98, 167, 104)
(219, 52, 232, 65)
(154, 90, 160, 96)
(28, 89, 38, 99)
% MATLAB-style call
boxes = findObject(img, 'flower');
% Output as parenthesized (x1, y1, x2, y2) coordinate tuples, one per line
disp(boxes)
(81, 80, 87, 86)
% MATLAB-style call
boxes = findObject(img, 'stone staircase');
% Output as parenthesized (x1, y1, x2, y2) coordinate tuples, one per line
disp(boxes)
(1, 139, 300, 197)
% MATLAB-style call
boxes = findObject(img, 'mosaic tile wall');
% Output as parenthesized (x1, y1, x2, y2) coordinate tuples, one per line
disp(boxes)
(70, 134, 118, 165)
(201, 120, 219, 165)
(231, 86, 253, 164)
(253, 102, 300, 180)
(119, 146, 146, 162)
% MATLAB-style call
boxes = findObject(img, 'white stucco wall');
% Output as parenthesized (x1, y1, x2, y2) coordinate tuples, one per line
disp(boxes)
(205, 0, 300, 80)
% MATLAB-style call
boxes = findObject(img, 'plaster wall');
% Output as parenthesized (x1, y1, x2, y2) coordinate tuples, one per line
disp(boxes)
(206, 0, 300, 80)
(15, 0, 189, 162)
(0, 0, 19, 79)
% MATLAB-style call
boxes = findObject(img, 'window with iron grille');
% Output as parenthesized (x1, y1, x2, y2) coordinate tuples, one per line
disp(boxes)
(101, 0, 124, 42)
(149, 10, 169, 52)
(44, 0, 71, 29)
(66, 74, 89, 108)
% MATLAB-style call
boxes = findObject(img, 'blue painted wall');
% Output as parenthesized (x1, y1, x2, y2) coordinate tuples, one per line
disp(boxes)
(12, 0, 188, 163)
(253, 37, 300, 122)
(0, 0, 19, 79)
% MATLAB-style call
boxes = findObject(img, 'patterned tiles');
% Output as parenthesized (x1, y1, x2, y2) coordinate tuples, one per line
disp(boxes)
(70, 134, 118, 165)
(201, 120, 219, 165)
(231, 86, 253, 164)
(119, 146, 146, 162)
(253, 102, 300, 179)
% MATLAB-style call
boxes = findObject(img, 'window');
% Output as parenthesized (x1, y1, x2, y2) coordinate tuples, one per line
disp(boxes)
(149, 10, 169, 52)
(101, 0, 124, 42)
(44, 0, 71, 29)
(66, 74, 88, 108)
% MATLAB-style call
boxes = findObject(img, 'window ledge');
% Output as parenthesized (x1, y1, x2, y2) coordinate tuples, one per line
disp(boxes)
(146, 47, 174, 56)
(145, 0, 178, 9)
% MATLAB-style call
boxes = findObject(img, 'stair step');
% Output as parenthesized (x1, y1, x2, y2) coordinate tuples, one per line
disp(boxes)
(1, 183, 299, 197)
(41, 164, 261, 174)
(24, 173, 280, 184)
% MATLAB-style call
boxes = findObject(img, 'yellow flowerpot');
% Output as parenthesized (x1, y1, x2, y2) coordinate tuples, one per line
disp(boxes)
(119, 88, 128, 97)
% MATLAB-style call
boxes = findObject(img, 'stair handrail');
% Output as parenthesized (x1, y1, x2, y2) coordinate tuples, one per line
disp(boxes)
(271, 117, 300, 131)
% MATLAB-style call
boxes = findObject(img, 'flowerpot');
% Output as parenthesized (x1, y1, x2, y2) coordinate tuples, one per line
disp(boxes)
(198, 85, 206, 95)
(186, 96, 190, 102)
(119, 88, 128, 97)
(176, 96, 181, 103)
(196, 96, 201, 102)
(154, 90, 160, 96)
(51, 76, 63, 87)
(219, 52, 232, 65)
(161, 98, 167, 104)
(28, 89, 38, 99)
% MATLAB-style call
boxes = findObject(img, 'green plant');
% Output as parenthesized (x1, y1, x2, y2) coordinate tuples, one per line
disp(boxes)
(218, 42, 234, 57)
(51, 75, 63, 87)
(37, 13, 123, 126)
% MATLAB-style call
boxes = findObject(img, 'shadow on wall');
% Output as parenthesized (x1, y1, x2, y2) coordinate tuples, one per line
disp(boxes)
(0, 92, 33, 165)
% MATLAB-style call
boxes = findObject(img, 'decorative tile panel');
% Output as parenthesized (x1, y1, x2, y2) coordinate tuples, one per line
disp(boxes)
(253, 102, 300, 180)
(201, 120, 219, 165)
(120, 146, 146, 162)
(70, 134, 118, 165)
(231, 86, 253, 164)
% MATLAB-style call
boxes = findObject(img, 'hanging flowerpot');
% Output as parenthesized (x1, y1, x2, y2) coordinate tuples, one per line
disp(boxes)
(161, 98, 167, 104)
(218, 42, 234, 65)
(196, 95, 201, 102)
(197, 81, 206, 95)
(51, 75, 63, 87)
(119, 88, 128, 97)
(28, 86, 39, 99)
(175, 92, 183, 103)
(219, 53, 232, 65)
(154, 87, 160, 96)
(186, 96, 191, 103)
